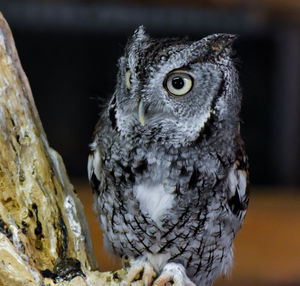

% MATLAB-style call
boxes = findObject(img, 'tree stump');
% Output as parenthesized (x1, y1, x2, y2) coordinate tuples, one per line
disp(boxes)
(0, 12, 128, 286)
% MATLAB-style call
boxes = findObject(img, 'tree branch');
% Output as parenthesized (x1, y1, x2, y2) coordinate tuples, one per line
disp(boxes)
(0, 12, 127, 286)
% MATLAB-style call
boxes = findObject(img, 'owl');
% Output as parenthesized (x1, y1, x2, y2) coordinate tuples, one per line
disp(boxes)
(88, 26, 249, 286)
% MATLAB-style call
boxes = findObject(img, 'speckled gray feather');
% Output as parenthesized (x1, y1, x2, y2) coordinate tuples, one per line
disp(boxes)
(88, 26, 249, 286)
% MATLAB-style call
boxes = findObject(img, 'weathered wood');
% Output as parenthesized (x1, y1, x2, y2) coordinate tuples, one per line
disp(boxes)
(0, 12, 128, 286)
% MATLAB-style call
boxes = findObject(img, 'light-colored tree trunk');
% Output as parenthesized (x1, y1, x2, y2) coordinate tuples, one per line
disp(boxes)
(0, 12, 127, 286)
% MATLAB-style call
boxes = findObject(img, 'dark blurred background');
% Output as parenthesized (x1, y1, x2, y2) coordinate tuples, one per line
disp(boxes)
(0, 0, 299, 186)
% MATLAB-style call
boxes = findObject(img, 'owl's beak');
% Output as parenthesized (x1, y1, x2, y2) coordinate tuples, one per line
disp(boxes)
(138, 99, 145, 126)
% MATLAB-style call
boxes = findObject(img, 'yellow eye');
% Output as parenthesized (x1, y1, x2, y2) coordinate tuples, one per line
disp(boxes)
(125, 70, 131, 89)
(165, 71, 193, 96)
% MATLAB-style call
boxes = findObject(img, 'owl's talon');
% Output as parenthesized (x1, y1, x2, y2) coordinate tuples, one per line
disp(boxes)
(121, 259, 157, 286)
(153, 263, 195, 286)
(143, 263, 157, 286)
(122, 255, 131, 270)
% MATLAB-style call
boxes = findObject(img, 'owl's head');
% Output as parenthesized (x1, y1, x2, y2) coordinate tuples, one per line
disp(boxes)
(113, 26, 241, 147)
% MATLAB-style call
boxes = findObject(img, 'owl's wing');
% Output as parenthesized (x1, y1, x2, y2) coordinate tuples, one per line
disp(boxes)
(227, 146, 249, 219)
(88, 144, 102, 195)
(88, 113, 108, 195)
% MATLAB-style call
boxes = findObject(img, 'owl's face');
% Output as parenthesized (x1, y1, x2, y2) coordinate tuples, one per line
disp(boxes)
(113, 26, 240, 146)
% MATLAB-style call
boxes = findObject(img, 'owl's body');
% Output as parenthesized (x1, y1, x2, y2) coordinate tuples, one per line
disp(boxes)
(88, 27, 249, 286)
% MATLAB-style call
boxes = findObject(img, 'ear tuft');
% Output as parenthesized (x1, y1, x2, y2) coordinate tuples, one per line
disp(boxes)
(126, 26, 150, 67)
(205, 33, 238, 58)
(132, 25, 149, 43)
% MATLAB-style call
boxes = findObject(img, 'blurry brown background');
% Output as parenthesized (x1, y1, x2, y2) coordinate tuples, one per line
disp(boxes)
(1, 0, 299, 284)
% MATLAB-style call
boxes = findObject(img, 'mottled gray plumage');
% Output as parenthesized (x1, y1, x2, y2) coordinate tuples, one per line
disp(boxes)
(88, 27, 249, 286)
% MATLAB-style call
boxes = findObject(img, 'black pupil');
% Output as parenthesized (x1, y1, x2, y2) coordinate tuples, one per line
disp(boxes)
(172, 77, 185, 89)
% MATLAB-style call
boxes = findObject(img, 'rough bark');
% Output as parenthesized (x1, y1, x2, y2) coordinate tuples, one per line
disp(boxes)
(0, 12, 128, 286)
